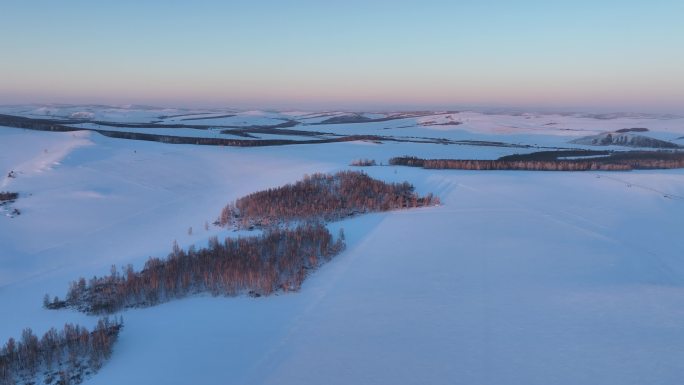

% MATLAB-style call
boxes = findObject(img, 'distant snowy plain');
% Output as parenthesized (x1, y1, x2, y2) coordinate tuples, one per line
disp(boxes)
(1, 105, 684, 384)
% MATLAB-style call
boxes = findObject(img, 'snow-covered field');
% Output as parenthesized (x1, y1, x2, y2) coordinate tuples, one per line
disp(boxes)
(3, 104, 683, 146)
(1, 106, 684, 384)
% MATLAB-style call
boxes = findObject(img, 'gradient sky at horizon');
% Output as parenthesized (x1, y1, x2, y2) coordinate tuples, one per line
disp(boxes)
(1, 0, 683, 112)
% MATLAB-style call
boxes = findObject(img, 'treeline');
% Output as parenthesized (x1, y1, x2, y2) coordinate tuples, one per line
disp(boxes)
(0, 114, 81, 133)
(0, 317, 122, 385)
(50, 223, 344, 314)
(389, 151, 684, 171)
(595, 151, 684, 169)
(497, 150, 610, 161)
(389, 156, 631, 171)
(0, 192, 18, 202)
(92, 132, 414, 147)
(219, 171, 438, 228)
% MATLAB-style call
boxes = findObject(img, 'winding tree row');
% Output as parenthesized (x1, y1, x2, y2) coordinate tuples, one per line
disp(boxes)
(50, 223, 344, 315)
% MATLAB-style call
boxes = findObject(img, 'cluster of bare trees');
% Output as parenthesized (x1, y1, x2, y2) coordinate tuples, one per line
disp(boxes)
(350, 159, 377, 167)
(51, 223, 344, 315)
(28, 171, 438, 385)
(0, 317, 122, 385)
(0, 192, 18, 202)
(46, 172, 438, 316)
(219, 171, 437, 229)
(390, 152, 684, 171)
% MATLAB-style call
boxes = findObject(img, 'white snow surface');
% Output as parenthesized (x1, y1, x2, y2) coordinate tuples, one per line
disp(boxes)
(3, 104, 683, 142)
(1, 106, 684, 385)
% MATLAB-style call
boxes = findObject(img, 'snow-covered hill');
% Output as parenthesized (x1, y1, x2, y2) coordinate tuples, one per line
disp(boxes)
(571, 131, 681, 148)
(3, 104, 684, 147)
(2, 105, 684, 385)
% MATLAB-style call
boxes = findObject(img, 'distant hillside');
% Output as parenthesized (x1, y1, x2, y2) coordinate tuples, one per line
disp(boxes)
(571, 132, 680, 149)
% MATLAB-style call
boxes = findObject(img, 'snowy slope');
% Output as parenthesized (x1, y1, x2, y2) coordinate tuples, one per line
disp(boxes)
(0, 126, 334, 340)
(2, 106, 684, 385)
(87, 168, 684, 385)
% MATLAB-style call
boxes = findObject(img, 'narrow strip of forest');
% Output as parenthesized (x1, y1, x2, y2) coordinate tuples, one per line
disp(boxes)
(49, 224, 345, 314)
(389, 150, 684, 171)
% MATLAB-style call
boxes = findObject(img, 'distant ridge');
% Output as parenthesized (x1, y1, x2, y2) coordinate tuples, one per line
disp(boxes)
(571, 131, 680, 149)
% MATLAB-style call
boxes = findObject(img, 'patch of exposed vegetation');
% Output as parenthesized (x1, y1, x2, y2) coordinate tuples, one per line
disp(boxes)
(0, 192, 20, 217)
(0, 192, 18, 202)
(350, 159, 377, 167)
(318, 114, 374, 124)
